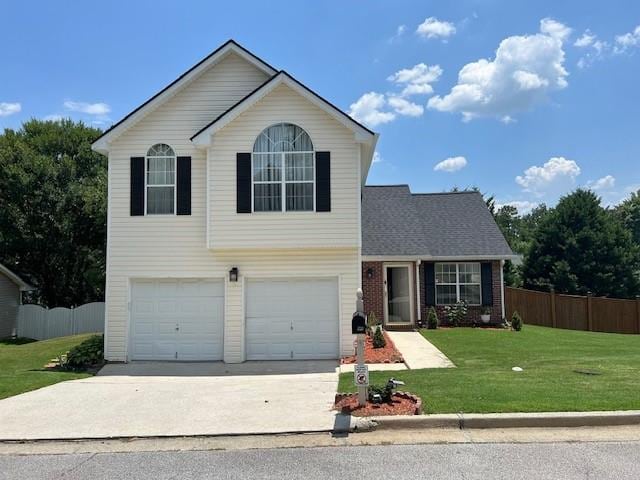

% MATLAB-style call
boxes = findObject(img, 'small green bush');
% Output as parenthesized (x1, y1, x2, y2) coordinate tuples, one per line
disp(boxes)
(65, 334, 104, 370)
(511, 311, 523, 331)
(444, 301, 468, 327)
(426, 307, 439, 329)
(372, 327, 386, 348)
(368, 384, 393, 403)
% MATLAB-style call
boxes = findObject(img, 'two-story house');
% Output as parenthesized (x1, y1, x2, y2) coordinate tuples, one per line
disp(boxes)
(92, 40, 377, 363)
(93, 40, 514, 364)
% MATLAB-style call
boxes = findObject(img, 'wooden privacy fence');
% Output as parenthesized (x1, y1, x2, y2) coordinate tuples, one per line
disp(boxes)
(17, 302, 105, 340)
(505, 287, 640, 334)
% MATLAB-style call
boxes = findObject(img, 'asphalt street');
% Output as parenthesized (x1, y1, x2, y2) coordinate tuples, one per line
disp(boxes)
(1, 441, 639, 479)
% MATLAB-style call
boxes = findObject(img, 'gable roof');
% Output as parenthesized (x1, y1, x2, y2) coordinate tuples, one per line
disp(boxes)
(91, 40, 277, 154)
(0, 263, 34, 291)
(190, 70, 377, 146)
(361, 185, 515, 259)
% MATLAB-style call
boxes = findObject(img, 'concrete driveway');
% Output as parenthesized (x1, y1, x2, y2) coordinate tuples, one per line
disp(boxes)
(0, 361, 342, 440)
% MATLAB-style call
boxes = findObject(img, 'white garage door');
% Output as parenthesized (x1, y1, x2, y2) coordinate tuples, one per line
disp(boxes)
(130, 279, 224, 361)
(246, 278, 339, 360)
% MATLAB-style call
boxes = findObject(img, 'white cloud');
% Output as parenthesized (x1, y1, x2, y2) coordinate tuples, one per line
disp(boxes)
(388, 25, 407, 43)
(540, 17, 572, 42)
(387, 63, 442, 97)
(387, 96, 424, 117)
(574, 30, 596, 48)
(427, 18, 569, 121)
(416, 17, 456, 40)
(434, 156, 467, 172)
(0, 102, 21, 117)
(44, 114, 63, 121)
(614, 25, 640, 54)
(495, 200, 539, 214)
(515, 156, 581, 196)
(586, 175, 615, 191)
(348, 92, 396, 127)
(63, 101, 111, 116)
(372, 151, 382, 164)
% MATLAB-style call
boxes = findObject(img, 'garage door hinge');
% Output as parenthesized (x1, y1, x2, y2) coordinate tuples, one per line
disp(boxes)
(175, 352, 178, 360)
(290, 351, 293, 359)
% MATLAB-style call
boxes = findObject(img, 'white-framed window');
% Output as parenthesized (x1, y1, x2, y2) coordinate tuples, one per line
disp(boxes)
(146, 143, 176, 215)
(252, 123, 314, 212)
(435, 263, 482, 305)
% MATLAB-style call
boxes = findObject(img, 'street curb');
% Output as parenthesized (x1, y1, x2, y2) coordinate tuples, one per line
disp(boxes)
(354, 411, 640, 431)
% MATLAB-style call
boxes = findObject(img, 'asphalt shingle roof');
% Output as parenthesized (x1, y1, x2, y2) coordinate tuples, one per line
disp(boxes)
(361, 185, 514, 258)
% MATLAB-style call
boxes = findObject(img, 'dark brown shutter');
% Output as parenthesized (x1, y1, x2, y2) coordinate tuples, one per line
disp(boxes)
(424, 263, 436, 306)
(130, 156, 145, 216)
(481, 262, 493, 306)
(236, 152, 252, 213)
(176, 156, 191, 215)
(315, 151, 331, 212)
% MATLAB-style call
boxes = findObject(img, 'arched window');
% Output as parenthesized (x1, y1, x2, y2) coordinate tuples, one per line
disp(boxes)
(146, 143, 176, 214)
(252, 123, 314, 212)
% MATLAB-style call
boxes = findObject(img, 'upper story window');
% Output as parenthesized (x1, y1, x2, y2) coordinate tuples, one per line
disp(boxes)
(146, 143, 175, 215)
(435, 263, 482, 305)
(252, 123, 314, 212)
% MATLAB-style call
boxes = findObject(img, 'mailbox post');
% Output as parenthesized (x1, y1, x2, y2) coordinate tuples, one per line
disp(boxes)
(353, 289, 368, 406)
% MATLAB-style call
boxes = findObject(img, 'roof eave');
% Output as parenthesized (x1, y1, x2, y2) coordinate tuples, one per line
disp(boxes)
(0, 263, 35, 291)
(90, 40, 277, 153)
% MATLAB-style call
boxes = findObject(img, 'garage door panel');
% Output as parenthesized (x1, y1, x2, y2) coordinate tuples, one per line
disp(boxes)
(130, 279, 224, 361)
(246, 278, 339, 360)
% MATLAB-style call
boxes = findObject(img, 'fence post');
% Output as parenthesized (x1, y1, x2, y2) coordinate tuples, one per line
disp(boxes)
(636, 296, 640, 335)
(587, 292, 593, 332)
(550, 287, 557, 328)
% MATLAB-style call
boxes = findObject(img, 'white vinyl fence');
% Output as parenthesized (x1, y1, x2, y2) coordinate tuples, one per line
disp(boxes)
(17, 302, 104, 340)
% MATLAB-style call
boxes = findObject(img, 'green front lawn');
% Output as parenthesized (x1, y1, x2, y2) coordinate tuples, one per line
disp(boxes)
(0, 334, 94, 400)
(338, 325, 640, 413)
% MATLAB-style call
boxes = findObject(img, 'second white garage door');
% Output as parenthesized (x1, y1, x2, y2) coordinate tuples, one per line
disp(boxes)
(130, 279, 224, 361)
(246, 278, 339, 360)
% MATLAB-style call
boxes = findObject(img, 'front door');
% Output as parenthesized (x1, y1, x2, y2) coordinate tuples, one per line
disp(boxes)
(384, 264, 414, 325)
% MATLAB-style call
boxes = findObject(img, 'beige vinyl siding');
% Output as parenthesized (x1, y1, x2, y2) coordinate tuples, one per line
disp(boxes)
(209, 83, 361, 250)
(0, 273, 20, 338)
(104, 54, 360, 362)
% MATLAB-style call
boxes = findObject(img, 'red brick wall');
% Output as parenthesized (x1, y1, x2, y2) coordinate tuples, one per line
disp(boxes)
(419, 260, 504, 326)
(362, 261, 384, 323)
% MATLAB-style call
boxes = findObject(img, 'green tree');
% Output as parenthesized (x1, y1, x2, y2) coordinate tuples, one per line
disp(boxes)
(522, 189, 640, 298)
(0, 119, 106, 307)
(615, 189, 640, 246)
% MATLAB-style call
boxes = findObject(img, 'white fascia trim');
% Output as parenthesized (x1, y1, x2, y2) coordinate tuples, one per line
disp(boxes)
(0, 263, 34, 291)
(191, 74, 376, 148)
(362, 254, 520, 262)
(91, 43, 276, 155)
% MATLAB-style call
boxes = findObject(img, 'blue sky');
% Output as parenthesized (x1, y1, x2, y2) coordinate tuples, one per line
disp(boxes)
(2, 1, 639, 213)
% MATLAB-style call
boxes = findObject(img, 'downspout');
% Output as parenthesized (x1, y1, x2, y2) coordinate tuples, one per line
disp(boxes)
(500, 259, 506, 320)
(415, 260, 422, 323)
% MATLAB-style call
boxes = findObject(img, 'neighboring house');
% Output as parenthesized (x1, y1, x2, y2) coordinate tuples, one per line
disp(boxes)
(361, 186, 515, 327)
(92, 40, 378, 363)
(0, 263, 33, 338)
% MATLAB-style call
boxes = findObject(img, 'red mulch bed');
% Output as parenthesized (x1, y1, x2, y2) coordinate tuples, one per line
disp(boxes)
(334, 392, 421, 416)
(341, 331, 404, 364)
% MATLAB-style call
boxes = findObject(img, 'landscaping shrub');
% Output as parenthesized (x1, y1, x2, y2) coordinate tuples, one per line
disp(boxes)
(426, 307, 439, 329)
(372, 327, 386, 348)
(511, 311, 523, 331)
(65, 334, 104, 370)
(444, 301, 468, 326)
(368, 384, 393, 403)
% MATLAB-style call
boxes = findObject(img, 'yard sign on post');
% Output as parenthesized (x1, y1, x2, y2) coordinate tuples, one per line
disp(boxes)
(353, 289, 368, 406)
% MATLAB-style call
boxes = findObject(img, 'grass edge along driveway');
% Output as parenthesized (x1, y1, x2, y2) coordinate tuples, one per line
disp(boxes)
(0, 334, 93, 400)
(338, 325, 640, 413)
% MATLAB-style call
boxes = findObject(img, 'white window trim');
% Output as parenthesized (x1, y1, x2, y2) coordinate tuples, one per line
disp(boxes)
(145, 146, 177, 216)
(435, 262, 482, 306)
(251, 151, 316, 213)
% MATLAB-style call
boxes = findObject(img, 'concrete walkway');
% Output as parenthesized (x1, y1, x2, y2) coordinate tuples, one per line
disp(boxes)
(386, 331, 455, 369)
(0, 361, 342, 441)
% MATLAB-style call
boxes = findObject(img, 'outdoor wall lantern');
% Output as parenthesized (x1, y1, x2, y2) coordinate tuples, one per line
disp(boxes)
(229, 267, 239, 282)
(366, 268, 374, 279)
